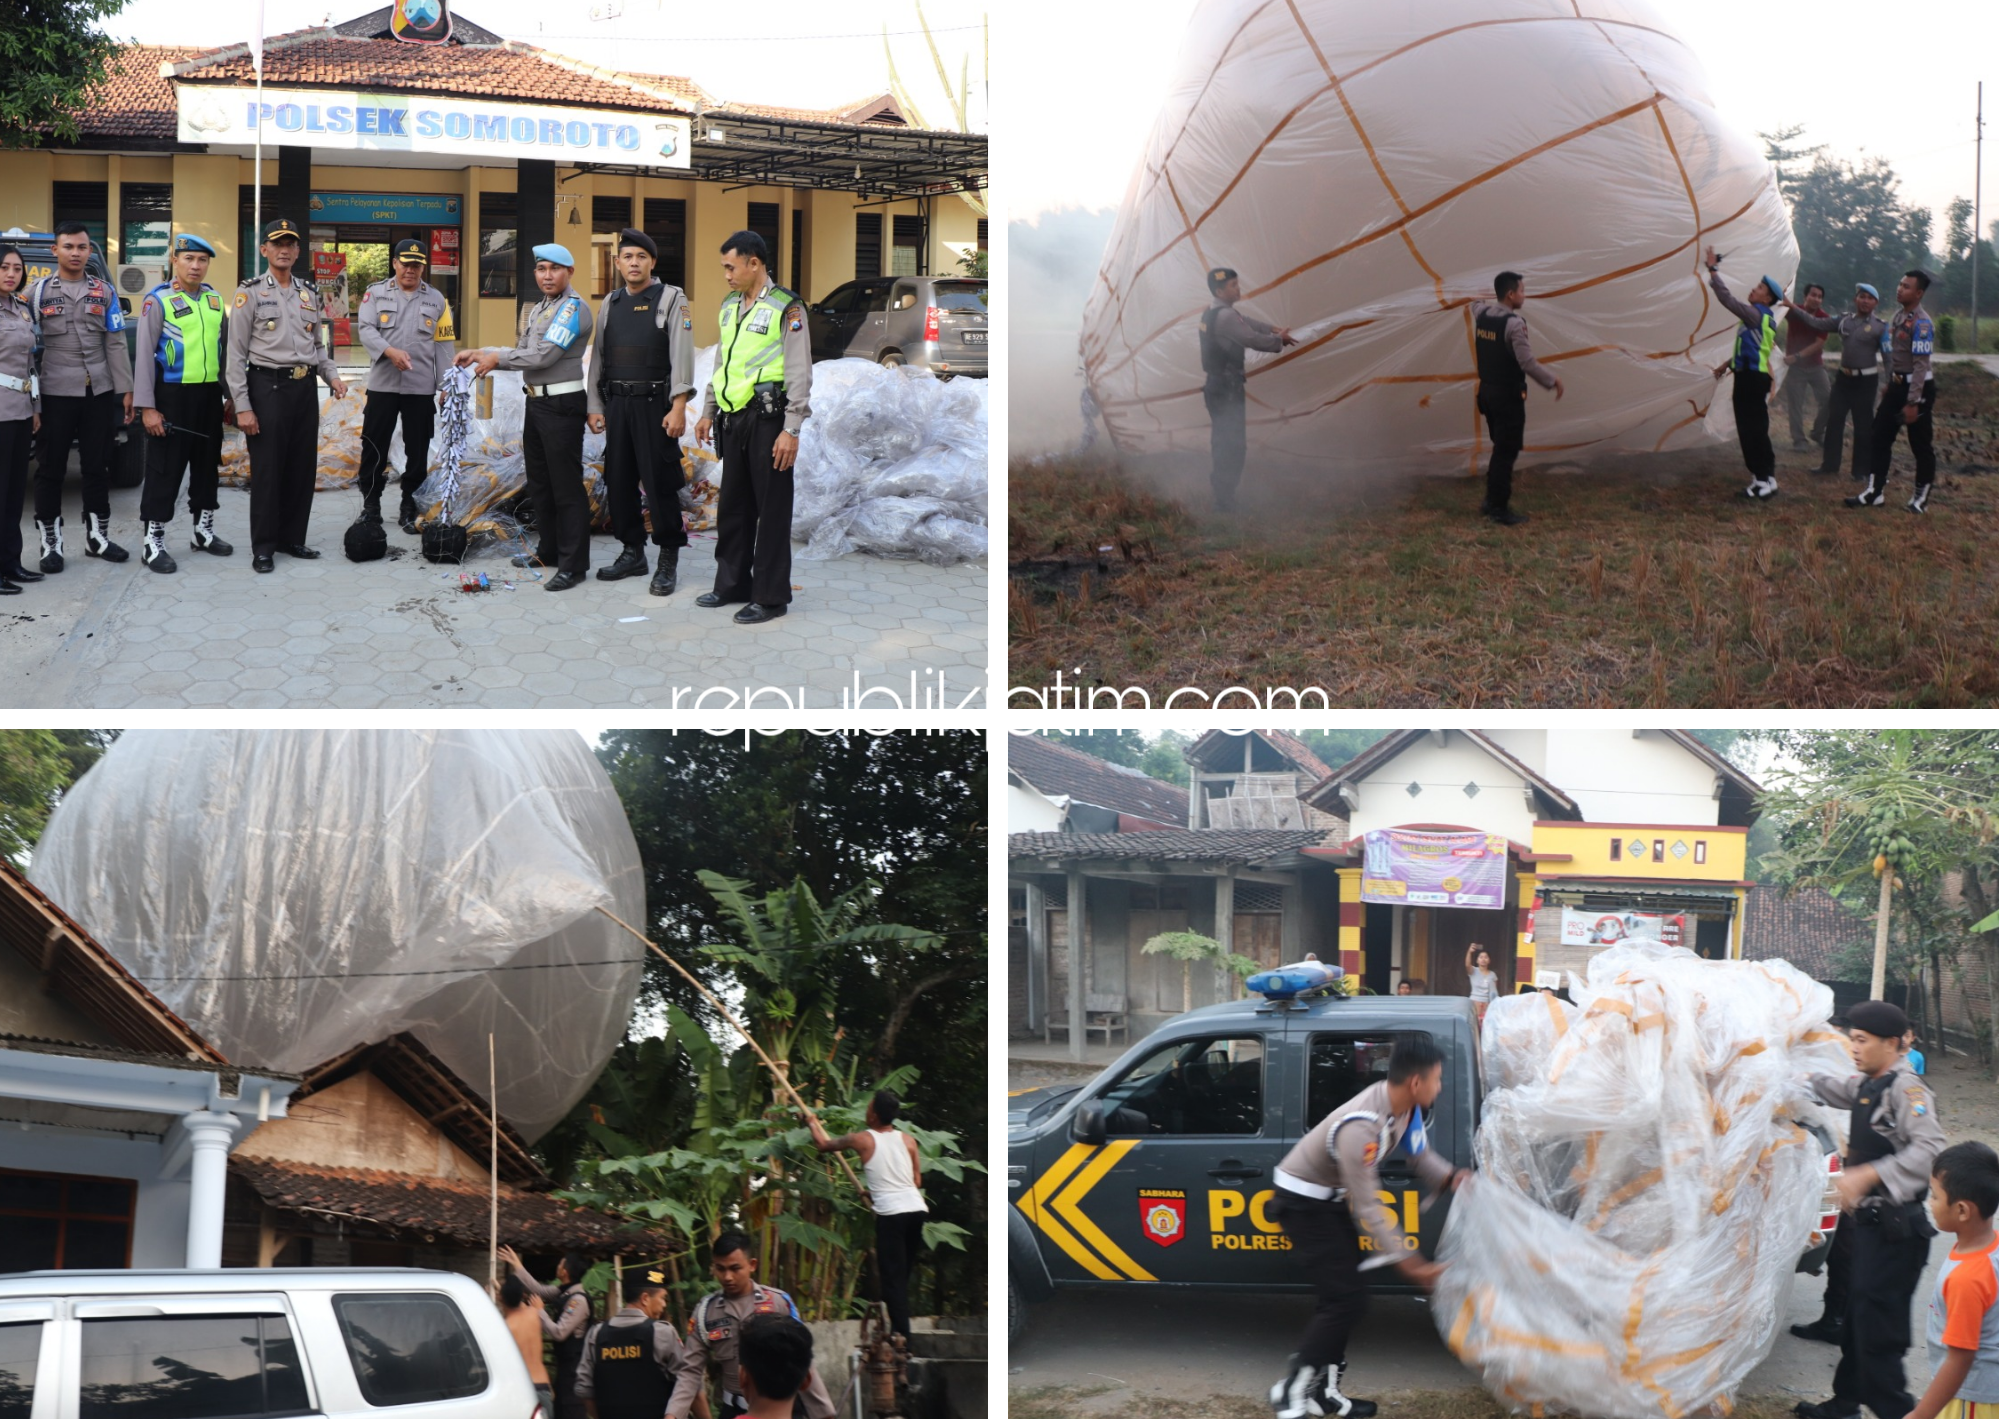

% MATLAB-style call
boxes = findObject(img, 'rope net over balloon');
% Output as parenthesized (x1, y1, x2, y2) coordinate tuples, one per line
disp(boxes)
(1079, 0, 1800, 474)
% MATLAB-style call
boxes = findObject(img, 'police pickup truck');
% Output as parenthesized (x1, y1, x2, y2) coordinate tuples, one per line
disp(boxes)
(1008, 988, 1841, 1343)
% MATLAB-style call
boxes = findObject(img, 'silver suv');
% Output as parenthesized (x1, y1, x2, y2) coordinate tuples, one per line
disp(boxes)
(806, 276, 988, 377)
(0, 1267, 541, 1418)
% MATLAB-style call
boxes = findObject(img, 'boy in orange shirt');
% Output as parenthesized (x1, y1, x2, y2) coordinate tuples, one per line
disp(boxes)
(1909, 1141, 1999, 1419)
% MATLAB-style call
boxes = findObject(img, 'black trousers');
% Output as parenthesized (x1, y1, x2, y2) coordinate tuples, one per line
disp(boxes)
(34, 390, 120, 522)
(357, 391, 436, 503)
(603, 391, 688, 551)
(1273, 1191, 1368, 1371)
(1869, 377, 1936, 488)
(875, 1209, 926, 1339)
(523, 391, 590, 575)
(713, 408, 793, 605)
(0, 417, 29, 574)
(1815, 1212, 1853, 1326)
(1732, 369, 1776, 480)
(140, 381, 224, 523)
(1478, 385, 1527, 511)
(1204, 383, 1247, 507)
(1819, 372, 1878, 477)
(244, 369, 321, 554)
(1829, 1218, 1930, 1419)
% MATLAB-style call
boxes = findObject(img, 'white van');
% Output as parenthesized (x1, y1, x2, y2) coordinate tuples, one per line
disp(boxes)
(0, 1268, 542, 1419)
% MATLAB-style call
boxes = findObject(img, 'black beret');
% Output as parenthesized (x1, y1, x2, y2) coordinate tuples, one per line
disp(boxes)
(617, 228, 658, 259)
(1206, 266, 1238, 294)
(1845, 1000, 1909, 1039)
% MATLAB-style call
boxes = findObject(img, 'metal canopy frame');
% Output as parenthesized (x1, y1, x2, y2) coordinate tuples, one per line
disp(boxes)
(564, 114, 985, 200)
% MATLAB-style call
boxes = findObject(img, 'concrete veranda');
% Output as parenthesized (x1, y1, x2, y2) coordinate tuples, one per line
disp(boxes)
(2, 480, 987, 708)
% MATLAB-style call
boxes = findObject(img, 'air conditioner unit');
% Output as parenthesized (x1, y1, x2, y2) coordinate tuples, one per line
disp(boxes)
(116, 263, 164, 298)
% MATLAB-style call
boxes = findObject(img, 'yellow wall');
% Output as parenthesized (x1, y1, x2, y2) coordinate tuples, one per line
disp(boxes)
(0, 152, 55, 229)
(1530, 822, 1747, 882)
(172, 154, 243, 290)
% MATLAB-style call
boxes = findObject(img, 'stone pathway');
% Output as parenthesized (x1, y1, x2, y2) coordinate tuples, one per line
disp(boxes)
(2, 483, 987, 708)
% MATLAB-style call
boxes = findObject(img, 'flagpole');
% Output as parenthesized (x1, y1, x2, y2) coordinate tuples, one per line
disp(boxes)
(253, 0, 265, 279)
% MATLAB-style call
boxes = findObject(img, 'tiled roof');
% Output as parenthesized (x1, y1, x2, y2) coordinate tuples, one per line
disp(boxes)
(1009, 735, 1189, 827)
(1186, 729, 1336, 781)
(231, 1157, 657, 1253)
(165, 32, 686, 114)
(1740, 885, 1872, 984)
(1010, 828, 1334, 865)
(77, 46, 209, 140)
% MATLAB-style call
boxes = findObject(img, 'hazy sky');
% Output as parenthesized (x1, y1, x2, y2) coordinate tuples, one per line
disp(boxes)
(104, 0, 988, 120)
(1005, 0, 1994, 240)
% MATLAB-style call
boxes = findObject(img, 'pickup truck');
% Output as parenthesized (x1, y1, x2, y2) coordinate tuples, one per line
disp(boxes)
(1008, 991, 1841, 1344)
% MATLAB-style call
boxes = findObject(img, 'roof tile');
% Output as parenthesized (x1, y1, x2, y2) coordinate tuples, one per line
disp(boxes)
(1009, 828, 1335, 865)
(1010, 736, 1189, 828)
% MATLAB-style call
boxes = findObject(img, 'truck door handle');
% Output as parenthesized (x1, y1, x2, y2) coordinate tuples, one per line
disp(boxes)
(1208, 1163, 1264, 1181)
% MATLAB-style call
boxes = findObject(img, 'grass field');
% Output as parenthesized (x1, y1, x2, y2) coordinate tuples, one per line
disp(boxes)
(1008, 364, 1999, 708)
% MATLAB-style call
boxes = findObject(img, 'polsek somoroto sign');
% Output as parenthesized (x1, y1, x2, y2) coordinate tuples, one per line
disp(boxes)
(176, 84, 691, 168)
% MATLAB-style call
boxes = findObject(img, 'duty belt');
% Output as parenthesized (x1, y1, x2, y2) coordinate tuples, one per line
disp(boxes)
(525, 378, 587, 397)
(0, 372, 33, 396)
(250, 363, 313, 380)
(1835, 367, 1877, 376)
(604, 379, 669, 398)
(1274, 1167, 1345, 1203)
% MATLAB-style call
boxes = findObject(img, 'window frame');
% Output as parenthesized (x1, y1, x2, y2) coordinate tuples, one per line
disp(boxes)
(331, 1291, 490, 1409)
(75, 1310, 314, 1419)
(1090, 1031, 1270, 1139)
(0, 1167, 135, 1271)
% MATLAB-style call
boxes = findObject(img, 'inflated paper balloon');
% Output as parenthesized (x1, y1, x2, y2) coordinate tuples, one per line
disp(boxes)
(1080, 0, 1799, 470)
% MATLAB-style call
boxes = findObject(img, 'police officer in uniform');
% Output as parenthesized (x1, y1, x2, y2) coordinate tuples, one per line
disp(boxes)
(457, 243, 592, 589)
(670, 1232, 835, 1419)
(587, 228, 694, 596)
(1468, 271, 1564, 526)
(1268, 1035, 1465, 1419)
(693, 231, 811, 624)
(1782, 283, 1890, 480)
(1795, 1000, 1949, 1419)
(499, 1246, 595, 1419)
(31, 220, 134, 570)
(133, 233, 233, 572)
(1198, 266, 1296, 514)
(227, 217, 347, 573)
(356, 237, 455, 531)
(574, 1268, 703, 1419)
(1847, 270, 1939, 514)
(1704, 244, 1785, 501)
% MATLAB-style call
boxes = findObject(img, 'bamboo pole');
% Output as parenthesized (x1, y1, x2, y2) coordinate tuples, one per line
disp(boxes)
(594, 906, 868, 1196)
(489, 1032, 499, 1296)
(1871, 869, 1893, 1001)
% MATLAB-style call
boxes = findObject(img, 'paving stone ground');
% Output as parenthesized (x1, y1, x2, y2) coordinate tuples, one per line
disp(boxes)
(2, 480, 988, 709)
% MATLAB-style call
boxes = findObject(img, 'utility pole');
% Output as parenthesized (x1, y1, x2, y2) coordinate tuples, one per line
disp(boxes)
(1974, 82, 1984, 356)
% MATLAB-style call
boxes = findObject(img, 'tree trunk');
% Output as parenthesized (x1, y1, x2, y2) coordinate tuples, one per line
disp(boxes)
(1182, 959, 1192, 1016)
(1871, 869, 1893, 1000)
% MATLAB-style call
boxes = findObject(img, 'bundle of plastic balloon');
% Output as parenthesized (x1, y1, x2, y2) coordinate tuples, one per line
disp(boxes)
(1434, 942, 1849, 1419)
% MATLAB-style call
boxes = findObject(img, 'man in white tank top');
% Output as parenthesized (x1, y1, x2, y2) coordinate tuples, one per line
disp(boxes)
(806, 1088, 928, 1338)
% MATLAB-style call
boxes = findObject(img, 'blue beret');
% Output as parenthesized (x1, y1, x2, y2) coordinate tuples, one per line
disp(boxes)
(531, 243, 575, 268)
(1855, 282, 1879, 299)
(172, 234, 216, 256)
(1761, 275, 1785, 303)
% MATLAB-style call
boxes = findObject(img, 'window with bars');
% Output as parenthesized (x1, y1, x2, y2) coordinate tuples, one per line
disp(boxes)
(791, 208, 803, 294)
(54, 182, 109, 254)
(1234, 882, 1285, 913)
(119, 183, 174, 267)
(590, 196, 635, 295)
(747, 202, 780, 275)
(854, 212, 881, 279)
(891, 214, 922, 276)
(644, 197, 687, 290)
(977, 218, 988, 250)
(478, 191, 517, 298)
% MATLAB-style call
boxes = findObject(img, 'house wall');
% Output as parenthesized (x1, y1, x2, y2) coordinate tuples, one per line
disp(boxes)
(1346, 734, 1535, 842)
(1532, 823, 1747, 882)
(1007, 782, 1066, 832)
(4, 1129, 191, 1267)
(1546, 730, 1726, 826)
(235, 1071, 492, 1186)
(0, 948, 124, 1044)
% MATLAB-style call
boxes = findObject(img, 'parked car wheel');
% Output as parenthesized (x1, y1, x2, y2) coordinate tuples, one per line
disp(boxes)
(879, 349, 906, 369)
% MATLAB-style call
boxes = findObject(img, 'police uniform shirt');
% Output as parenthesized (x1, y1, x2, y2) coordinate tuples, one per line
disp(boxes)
(1787, 306, 1890, 373)
(669, 1287, 836, 1419)
(1807, 1061, 1948, 1203)
(225, 272, 339, 406)
(132, 282, 228, 410)
(1209, 306, 1285, 363)
(356, 276, 455, 393)
(1884, 303, 1936, 401)
(494, 288, 592, 386)
(1273, 1080, 1456, 1254)
(586, 279, 696, 419)
(0, 295, 38, 423)
(698, 282, 814, 436)
(32, 274, 134, 399)
(1468, 300, 1559, 390)
(572, 1306, 687, 1400)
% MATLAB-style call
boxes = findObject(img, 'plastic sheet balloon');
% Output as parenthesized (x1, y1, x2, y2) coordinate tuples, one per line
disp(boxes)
(1433, 944, 1849, 1418)
(27, 729, 646, 1140)
(1081, 0, 1800, 473)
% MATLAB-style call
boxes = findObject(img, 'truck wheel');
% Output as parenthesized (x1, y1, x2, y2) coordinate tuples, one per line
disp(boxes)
(1008, 1275, 1023, 1346)
(879, 350, 906, 369)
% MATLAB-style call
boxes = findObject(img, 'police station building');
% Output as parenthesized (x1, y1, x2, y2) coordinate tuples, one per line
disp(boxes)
(0, 6, 988, 354)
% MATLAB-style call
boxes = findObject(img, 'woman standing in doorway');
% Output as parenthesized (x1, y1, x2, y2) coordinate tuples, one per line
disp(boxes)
(1465, 943, 1498, 1024)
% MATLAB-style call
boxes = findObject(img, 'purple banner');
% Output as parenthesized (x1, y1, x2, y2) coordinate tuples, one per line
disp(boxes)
(1360, 828, 1509, 909)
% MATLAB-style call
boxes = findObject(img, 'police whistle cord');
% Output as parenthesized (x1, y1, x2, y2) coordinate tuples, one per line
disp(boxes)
(593, 905, 868, 1197)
